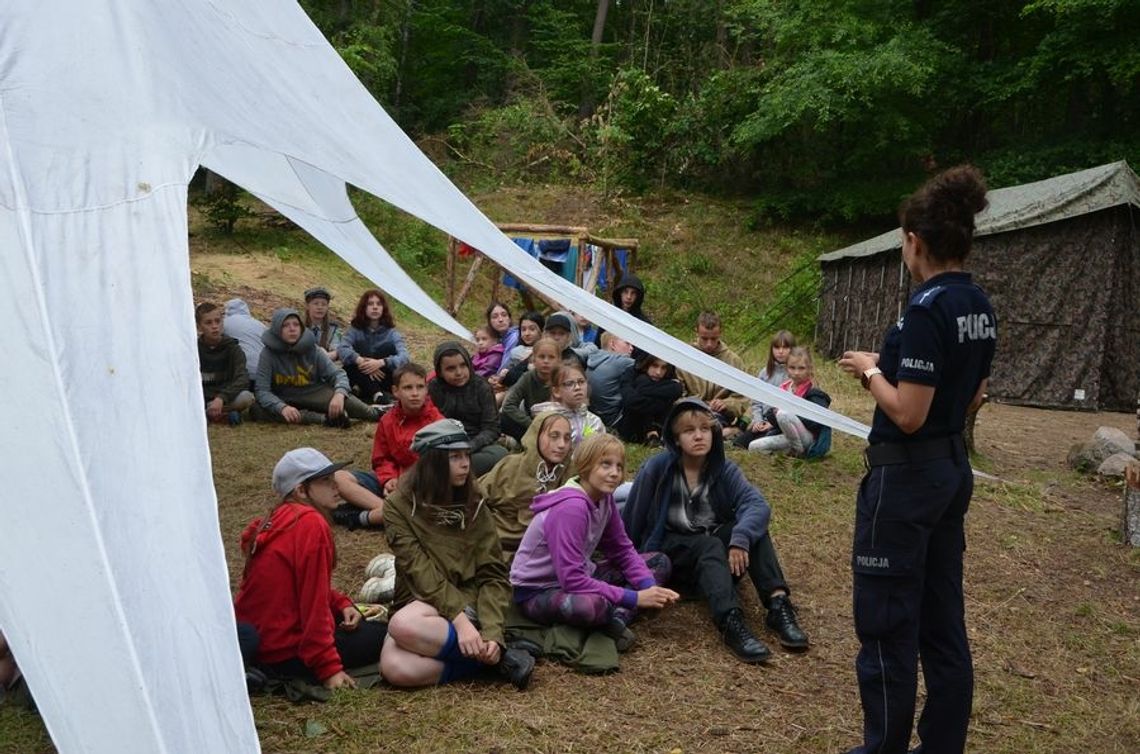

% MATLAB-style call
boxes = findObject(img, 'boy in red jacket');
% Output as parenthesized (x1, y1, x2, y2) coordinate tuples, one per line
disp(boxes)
(332, 363, 442, 529)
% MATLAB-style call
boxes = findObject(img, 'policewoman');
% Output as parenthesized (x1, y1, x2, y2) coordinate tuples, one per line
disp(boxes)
(838, 165, 996, 754)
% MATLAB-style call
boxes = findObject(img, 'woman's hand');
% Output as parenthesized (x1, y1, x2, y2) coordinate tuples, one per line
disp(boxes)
(340, 605, 362, 631)
(636, 585, 680, 609)
(838, 351, 879, 378)
(322, 670, 357, 689)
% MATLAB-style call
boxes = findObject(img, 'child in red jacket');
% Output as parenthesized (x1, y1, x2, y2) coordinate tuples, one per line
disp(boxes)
(234, 448, 386, 688)
(332, 364, 442, 530)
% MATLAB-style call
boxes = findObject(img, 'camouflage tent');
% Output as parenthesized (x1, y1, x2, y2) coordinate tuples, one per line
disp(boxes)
(816, 161, 1140, 411)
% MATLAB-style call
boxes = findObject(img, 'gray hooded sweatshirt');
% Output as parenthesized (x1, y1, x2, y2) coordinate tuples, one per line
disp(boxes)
(223, 299, 267, 381)
(255, 308, 350, 414)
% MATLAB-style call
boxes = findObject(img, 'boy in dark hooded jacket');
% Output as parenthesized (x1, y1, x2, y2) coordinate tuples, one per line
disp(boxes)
(428, 341, 508, 476)
(622, 398, 809, 663)
(252, 308, 380, 426)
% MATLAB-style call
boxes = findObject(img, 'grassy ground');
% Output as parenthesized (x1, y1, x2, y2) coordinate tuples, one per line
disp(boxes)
(2, 189, 1138, 753)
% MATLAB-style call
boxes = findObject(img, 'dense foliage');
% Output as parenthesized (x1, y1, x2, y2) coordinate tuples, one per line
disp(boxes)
(301, 0, 1140, 222)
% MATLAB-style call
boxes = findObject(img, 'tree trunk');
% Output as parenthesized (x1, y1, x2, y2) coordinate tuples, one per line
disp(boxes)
(578, 0, 611, 117)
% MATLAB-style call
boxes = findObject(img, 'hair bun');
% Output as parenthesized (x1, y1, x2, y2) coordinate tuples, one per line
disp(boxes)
(933, 164, 988, 217)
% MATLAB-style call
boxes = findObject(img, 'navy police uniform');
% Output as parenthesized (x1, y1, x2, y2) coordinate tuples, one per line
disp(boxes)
(851, 271, 996, 754)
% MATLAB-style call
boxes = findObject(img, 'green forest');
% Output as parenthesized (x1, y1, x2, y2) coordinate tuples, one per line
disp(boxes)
(302, 0, 1139, 223)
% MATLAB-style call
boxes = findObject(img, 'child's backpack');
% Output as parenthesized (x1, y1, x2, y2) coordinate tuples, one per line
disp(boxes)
(805, 425, 832, 460)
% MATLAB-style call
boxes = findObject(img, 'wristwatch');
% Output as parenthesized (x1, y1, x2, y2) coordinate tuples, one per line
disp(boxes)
(861, 367, 882, 390)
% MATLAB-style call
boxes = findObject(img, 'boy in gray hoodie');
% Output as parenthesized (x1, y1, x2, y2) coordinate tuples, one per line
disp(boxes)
(252, 308, 380, 426)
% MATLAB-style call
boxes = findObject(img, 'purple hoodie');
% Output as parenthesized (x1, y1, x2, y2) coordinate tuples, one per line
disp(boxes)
(509, 480, 655, 609)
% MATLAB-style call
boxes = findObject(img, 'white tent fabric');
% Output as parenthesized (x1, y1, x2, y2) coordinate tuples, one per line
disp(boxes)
(0, 2, 868, 753)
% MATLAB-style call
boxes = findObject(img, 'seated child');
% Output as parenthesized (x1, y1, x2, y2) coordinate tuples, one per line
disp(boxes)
(337, 289, 409, 403)
(303, 287, 344, 362)
(532, 360, 605, 447)
(223, 298, 267, 386)
(747, 347, 831, 458)
(470, 326, 504, 379)
(480, 411, 575, 556)
(510, 435, 678, 653)
(733, 330, 795, 449)
(622, 399, 809, 663)
(379, 419, 535, 689)
(428, 342, 508, 476)
(485, 301, 519, 371)
(494, 310, 545, 390)
(500, 337, 561, 441)
(572, 312, 599, 347)
(196, 302, 254, 423)
(234, 448, 386, 688)
(253, 308, 381, 426)
(331, 363, 442, 530)
(586, 333, 635, 430)
(619, 353, 684, 445)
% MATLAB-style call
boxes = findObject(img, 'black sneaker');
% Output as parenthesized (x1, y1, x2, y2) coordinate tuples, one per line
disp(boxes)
(765, 594, 809, 650)
(323, 413, 352, 429)
(496, 647, 535, 690)
(602, 616, 637, 653)
(331, 504, 363, 530)
(721, 609, 771, 664)
(505, 637, 543, 658)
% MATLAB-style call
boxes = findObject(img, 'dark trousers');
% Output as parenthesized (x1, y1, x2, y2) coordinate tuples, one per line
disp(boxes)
(262, 619, 387, 684)
(660, 525, 789, 626)
(850, 456, 974, 754)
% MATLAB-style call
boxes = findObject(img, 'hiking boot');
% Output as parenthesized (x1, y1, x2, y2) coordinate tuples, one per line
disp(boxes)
(331, 503, 364, 530)
(505, 637, 544, 658)
(245, 666, 267, 694)
(324, 413, 352, 429)
(602, 616, 637, 653)
(496, 647, 535, 690)
(765, 594, 809, 650)
(721, 609, 770, 663)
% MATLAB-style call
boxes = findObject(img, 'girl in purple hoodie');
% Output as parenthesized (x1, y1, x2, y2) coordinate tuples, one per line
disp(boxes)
(509, 435, 678, 650)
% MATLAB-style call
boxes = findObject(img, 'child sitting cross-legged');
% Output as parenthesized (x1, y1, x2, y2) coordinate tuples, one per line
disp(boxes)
(196, 302, 255, 424)
(510, 434, 678, 653)
(330, 363, 443, 530)
(622, 399, 809, 663)
(746, 347, 832, 458)
(531, 360, 605, 448)
(380, 419, 535, 690)
(234, 448, 386, 689)
(618, 353, 684, 446)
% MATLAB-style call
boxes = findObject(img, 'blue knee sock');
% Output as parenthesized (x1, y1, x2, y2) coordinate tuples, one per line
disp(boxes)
(433, 622, 487, 685)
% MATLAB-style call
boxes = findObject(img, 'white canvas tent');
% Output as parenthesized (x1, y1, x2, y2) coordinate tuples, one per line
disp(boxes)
(0, 3, 868, 752)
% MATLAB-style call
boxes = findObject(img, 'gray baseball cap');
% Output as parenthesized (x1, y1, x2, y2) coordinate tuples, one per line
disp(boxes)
(410, 418, 472, 454)
(272, 448, 347, 498)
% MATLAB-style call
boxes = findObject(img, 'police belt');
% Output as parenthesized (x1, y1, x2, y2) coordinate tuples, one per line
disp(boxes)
(864, 434, 965, 468)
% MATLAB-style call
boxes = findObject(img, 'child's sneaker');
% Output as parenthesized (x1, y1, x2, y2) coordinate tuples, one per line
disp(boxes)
(323, 413, 352, 429)
(227, 411, 243, 426)
(602, 616, 636, 652)
(496, 647, 535, 690)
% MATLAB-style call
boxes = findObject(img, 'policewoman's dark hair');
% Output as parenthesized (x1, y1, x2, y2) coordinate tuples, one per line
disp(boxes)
(899, 165, 988, 264)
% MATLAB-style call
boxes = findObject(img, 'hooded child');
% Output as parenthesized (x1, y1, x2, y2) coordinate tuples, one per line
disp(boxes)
(593, 271, 652, 349)
(480, 411, 575, 556)
(428, 341, 509, 476)
(330, 363, 444, 530)
(380, 419, 535, 689)
(337, 288, 410, 403)
(618, 353, 684, 445)
(622, 399, 809, 664)
(500, 337, 561, 441)
(303, 287, 345, 362)
(223, 298, 267, 383)
(197, 301, 255, 423)
(234, 448, 386, 688)
(531, 360, 606, 447)
(253, 308, 381, 426)
(510, 435, 677, 653)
